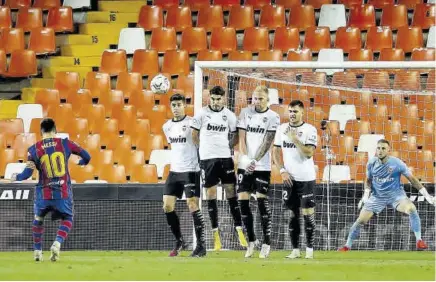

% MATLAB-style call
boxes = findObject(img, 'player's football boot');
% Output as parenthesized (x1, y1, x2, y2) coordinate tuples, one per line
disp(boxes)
(416, 240, 428, 250)
(285, 249, 301, 259)
(190, 245, 206, 257)
(169, 239, 185, 257)
(34, 250, 43, 262)
(50, 242, 60, 262)
(236, 226, 248, 248)
(305, 248, 314, 259)
(213, 229, 222, 251)
(338, 246, 350, 252)
(259, 244, 271, 259)
(244, 240, 258, 258)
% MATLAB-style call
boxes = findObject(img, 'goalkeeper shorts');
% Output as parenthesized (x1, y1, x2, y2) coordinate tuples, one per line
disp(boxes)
(363, 192, 408, 214)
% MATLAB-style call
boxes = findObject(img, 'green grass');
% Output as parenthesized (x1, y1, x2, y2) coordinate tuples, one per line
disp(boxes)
(0, 250, 434, 280)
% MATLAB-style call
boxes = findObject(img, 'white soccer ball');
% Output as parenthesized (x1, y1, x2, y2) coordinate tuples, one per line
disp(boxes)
(150, 74, 170, 94)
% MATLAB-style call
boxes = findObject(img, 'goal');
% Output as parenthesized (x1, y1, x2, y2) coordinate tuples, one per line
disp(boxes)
(193, 61, 435, 251)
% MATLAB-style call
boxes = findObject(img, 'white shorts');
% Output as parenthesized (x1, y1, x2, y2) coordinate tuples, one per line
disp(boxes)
(363, 192, 408, 214)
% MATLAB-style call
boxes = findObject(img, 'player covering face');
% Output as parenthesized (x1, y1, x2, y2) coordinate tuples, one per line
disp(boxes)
(339, 140, 435, 252)
(162, 94, 206, 257)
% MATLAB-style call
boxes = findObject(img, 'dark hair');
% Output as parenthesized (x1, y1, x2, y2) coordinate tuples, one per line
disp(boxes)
(40, 118, 56, 133)
(289, 99, 304, 109)
(210, 86, 225, 96)
(170, 93, 186, 103)
(377, 139, 390, 146)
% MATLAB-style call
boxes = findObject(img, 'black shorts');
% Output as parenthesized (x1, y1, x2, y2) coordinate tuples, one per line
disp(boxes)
(164, 171, 200, 199)
(283, 180, 316, 210)
(200, 158, 236, 188)
(236, 169, 271, 195)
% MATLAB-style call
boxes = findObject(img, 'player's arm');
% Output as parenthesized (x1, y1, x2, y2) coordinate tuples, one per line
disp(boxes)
(11, 151, 36, 181)
(228, 111, 238, 148)
(254, 131, 276, 162)
(404, 171, 435, 206)
(273, 128, 292, 188)
(229, 130, 239, 149)
(238, 129, 247, 155)
(288, 127, 316, 158)
(68, 140, 91, 165)
(190, 110, 202, 147)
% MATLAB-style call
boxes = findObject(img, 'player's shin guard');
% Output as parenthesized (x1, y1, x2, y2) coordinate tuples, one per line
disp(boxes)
(207, 199, 219, 229)
(192, 210, 206, 246)
(240, 200, 256, 242)
(228, 197, 242, 227)
(289, 209, 301, 249)
(32, 219, 44, 251)
(258, 198, 272, 245)
(303, 213, 316, 248)
(55, 216, 73, 244)
(165, 211, 183, 241)
(409, 210, 422, 241)
(345, 221, 363, 248)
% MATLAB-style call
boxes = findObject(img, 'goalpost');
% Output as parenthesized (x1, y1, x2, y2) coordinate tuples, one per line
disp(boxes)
(193, 61, 435, 251)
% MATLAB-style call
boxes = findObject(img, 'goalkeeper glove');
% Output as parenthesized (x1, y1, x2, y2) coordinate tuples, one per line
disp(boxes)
(358, 189, 371, 209)
(419, 188, 435, 206)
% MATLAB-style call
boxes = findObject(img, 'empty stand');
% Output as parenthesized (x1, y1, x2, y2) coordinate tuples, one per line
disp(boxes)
(46, 6, 73, 33)
(162, 49, 190, 76)
(335, 27, 362, 53)
(365, 26, 393, 52)
(304, 27, 331, 52)
(181, 27, 207, 54)
(289, 5, 315, 30)
(228, 5, 255, 30)
(318, 4, 346, 31)
(131, 49, 159, 77)
(130, 164, 158, 183)
(396, 27, 424, 53)
(412, 3, 436, 29)
(210, 27, 237, 53)
(100, 49, 127, 76)
(165, 6, 192, 31)
(150, 27, 177, 53)
(28, 27, 56, 55)
(0, 28, 25, 54)
(54, 71, 80, 100)
(259, 4, 286, 29)
(118, 28, 146, 55)
(380, 4, 408, 30)
(197, 5, 224, 32)
(243, 27, 270, 52)
(5, 50, 37, 77)
(348, 4, 376, 30)
(137, 5, 163, 31)
(273, 26, 300, 52)
(0, 6, 12, 28)
(16, 8, 43, 32)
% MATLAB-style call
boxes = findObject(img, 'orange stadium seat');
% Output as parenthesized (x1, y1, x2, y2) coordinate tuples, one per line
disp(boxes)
(0, 148, 18, 177)
(258, 49, 283, 61)
(411, 48, 435, 61)
(412, 4, 436, 29)
(116, 72, 143, 100)
(369, 104, 389, 125)
(4, 0, 31, 9)
(259, 4, 286, 29)
(185, 0, 211, 11)
(77, 104, 106, 134)
(5, 50, 37, 77)
(35, 88, 60, 115)
(154, 0, 178, 9)
(143, 135, 165, 160)
(137, 5, 163, 31)
(33, 0, 60, 9)
(365, 26, 393, 52)
(150, 27, 177, 53)
(105, 133, 131, 152)
(100, 89, 124, 118)
(336, 135, 355, 163)
(426, 69, 435, 91)
(345, 120, 371, 143)
(243, 27, 270, 52)
(0, 28, 25, 54)
(84, 72, 111, 101)
(131, 49, 159, 77)
(363, 71, 390, 90)
(214, 0, 241, 10)
(348, 4, 376, 30)
(70, 164, 94, 183)
(54, 71, 80, 100)
(89, 149, 113, 177)
(29, 118, 42, 140)
(272, 26, 300, 53)
(28, 27, 56, 55)
(50, 103, 73, 132)
(130, 164, 158, 183)
(162, 49, 190, 76)
(118, 150, 145, 178)
(162, 164, 170, 180)
(181, 27, 207, 54)
(130, 90, 155, 118)
(210, 27, 237, 53)
(379, 48, 405, 61)
(67, 118, 89, 142)
(126, 119, 150, 149)
(197, 5, 224, 32)
(0, 133, 5, 148)
(113, 105, 137, 133)
(228, 50, 253, 61)
(396, 27, 424, 53)
(393, 70, 421, 91)
(303, 27, 331, 52)
(16, 8, 42, 32)
(289, 5, 315, 30)
(0, 7, 12, 28)
(227, 5, 255, 30)
(306, 0, 332, 8)
(367, 0, 394, 8)
(245, 0, 271, 9)
(46, 7, 73, 33)
(0, 49, 6, 76)
(286, 48, 312, 61)
(165, 6, 192, 32)
(276, 0, 302, 8)
(12, 133, 36, 161)
(398, 0, 423, 9)
(380, 4, 408, 30)
(82, 134, 101, 158)
(314, 90, 343, 110)
(99, 164, 127, 183)
(96, 118, 119, 148)
(334, 27, 362, 53)
(348, 49, 374, 61)
(148, 105, 167, 135)
(176, 75, 194, 96)
(100, 50, 127, 76)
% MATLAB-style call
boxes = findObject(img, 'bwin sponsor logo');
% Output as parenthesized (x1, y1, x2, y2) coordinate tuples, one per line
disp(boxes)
(207, 124, 227, 132)
(169, 136, 187, 143)
(283, 141, 296, 148)
(247, 125, 265, 134)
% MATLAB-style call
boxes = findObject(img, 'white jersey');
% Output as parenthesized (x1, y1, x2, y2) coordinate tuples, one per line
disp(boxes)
(274, 122, 318, 181)
(237, 106, 280, 171)
(163, 116, 199, 173)
(190, 106, 237, 160)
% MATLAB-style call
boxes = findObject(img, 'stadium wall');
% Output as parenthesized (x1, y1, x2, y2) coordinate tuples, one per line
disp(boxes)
(0, 183, 434, 251)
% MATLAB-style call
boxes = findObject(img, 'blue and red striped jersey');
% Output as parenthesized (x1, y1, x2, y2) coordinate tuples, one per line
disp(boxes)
(23, 138, 90, 200)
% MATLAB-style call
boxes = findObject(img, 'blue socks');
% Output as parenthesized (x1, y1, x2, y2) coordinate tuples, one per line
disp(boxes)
(346, 221, 364, 248)
(409, 210, 422, 241)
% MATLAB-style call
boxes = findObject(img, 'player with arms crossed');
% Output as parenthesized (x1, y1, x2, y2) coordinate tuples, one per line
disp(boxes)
(191, 86, 247, 251)
(10, 118, 91, 261)
(339, 139, 434, 251)
(272, 100, 318, 259)
(237, 86, 280, 258)
(162, 93, 206, 257)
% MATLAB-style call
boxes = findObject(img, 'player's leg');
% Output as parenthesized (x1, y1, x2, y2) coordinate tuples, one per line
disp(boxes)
(285, 183, 302, 259)
(237, 169, 256, 257)
(395, 197, 428, 250)
(301, 181, 316, 259)
(221, 158, 247, 247)
(50, 199, 74, 262)
(255, 171, 272, 259)
(33, 199, 49, 261)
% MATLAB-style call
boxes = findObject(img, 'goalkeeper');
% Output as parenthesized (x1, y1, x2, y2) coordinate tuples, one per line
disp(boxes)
(339, 139, 434, 252)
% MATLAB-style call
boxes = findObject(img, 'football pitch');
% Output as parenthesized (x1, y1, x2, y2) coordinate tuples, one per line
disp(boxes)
(0, 250, 434, 280)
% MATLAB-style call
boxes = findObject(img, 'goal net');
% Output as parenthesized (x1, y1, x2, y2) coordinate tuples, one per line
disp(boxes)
(194, 61, 435, 251)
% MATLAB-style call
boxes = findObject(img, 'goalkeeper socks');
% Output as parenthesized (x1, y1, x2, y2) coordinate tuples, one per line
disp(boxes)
(228, 197, 243, 227)
(239, 199, 256, 242)
(409, 210, 422, 241)
(165, 211, 182, 241)
(192, 210, 206, 246)
(303, 213, 316, 248)
(207, 199, 219, 229)
(289, 212, 301, 249)
(258, 198, 272, 245)
(55, 218, 73, 244)
(346, 221, 364, 248)
(32, 219, 44, 251)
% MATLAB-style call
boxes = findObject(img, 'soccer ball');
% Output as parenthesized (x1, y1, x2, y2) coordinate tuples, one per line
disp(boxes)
(150, 74, 170, 94)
